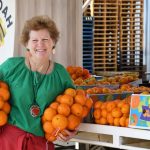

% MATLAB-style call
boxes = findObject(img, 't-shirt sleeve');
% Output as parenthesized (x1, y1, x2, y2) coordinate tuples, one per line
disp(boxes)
(57, 63, 76, 90)
(64, 69, 75, 89)
(0, 59, 11, 81)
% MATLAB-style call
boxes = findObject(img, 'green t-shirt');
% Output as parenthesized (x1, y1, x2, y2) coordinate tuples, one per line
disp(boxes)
(0, 57, 75, 136)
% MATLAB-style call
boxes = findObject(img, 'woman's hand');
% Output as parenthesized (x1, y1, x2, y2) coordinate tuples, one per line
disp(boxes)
(57, 128, 78, 142)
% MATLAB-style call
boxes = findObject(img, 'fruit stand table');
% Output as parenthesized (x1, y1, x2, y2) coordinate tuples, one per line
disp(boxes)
(71, 123, 150, 150)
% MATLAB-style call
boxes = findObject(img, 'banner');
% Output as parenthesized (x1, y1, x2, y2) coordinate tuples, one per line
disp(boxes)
(0, 0, 15, 64)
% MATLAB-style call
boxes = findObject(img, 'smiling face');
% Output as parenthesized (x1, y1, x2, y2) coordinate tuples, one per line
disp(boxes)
(26, 29, 55, 61)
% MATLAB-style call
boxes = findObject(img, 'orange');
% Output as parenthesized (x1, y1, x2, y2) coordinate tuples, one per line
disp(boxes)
(74, 94, 87, 105)
(117, 100, 126, 108)
(74, 78, 84, 85)
(120, 84, 131, 91)
(76, 89, 86, 96)
(49, 102, 59, 110)
(106, 101, 116, 112)
(85, 97, 93, 109)
(113, 117, 120, 126)
(52, 114, 68, 131)
(0, 81, 9, 90)
(81, 106, 89, 118)
(113, 99, 121, 105)
(95, 119, 101, 124)
(45, 133, 57, 142)
(106, 113, 114, 125)
(125, 117, 129, 127)
(0, 88, 10, 101)
(60, 94, 74, 106)
(67, 114, 81, 130)
(43, 107, 57, 121)
(102, 88, 110, 94)
(120, 77, 128, 84)
(141, 91, 150, 95)
(123, 113, 129, 117)
(0, 96, 5, 109)
(71, 74, 77, 80)
(56, 95, 63, 103)
(86, 88, 94, 94)
(76, 67, 83, 76)
(94, 101, 103, 109)
(57, 103, 70, 117)
(111, 108, 122, 118)
(2, 102, 11, 114)
(83, 69, 89, 76)
(0, 111, 8, 126)
(119, 116, 127, 127)
(99, 117, 107, 125)
(64, 88, 76, 97)
(71, 103, 83, 117)
(121, 103, 130, 114)
(41, 115, 47, 124)
(93, 109, 101, 120)
(43, 121, 55, 134)
(101, 109, 107, 118)
(66, 66, 75, 75)
(101, 102, 108, 110)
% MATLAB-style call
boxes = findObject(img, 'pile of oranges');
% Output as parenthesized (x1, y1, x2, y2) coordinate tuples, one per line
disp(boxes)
(93, 96, 131, 127)
(41, 88, 93, 142)
(0, 81, 11, 126)
(66, 66, 92, 85)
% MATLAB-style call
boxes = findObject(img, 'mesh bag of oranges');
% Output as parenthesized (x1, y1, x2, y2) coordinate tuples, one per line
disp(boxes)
(41, 88, 93, 142)
(0, 81, 11, 126)
(93, 96, 131, 127)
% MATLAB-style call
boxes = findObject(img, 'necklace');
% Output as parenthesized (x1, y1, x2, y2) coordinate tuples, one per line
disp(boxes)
(29, 60, 50, 117)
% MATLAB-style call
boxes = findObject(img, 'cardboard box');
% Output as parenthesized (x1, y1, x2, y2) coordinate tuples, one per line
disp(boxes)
(129, 79, 142, 87)
(129, 94, 150, 129)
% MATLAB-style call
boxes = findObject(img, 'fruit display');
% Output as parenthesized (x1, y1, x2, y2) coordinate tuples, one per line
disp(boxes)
(93, 96, 131, 127)
(66, 66, 97, 85)
(120, 85, 150, 94)
(85, 84, 150, 95)
(41, 88, 93, 142)
(0, 81, 11, 126)
(66, 66, 91, 80)
(86, 86, 131, 94)
(97, 74, 139, 85)
(67, 66, 140, 88)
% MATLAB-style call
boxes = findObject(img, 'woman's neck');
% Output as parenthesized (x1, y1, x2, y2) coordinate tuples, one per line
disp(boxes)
(25, 58, 53, 74)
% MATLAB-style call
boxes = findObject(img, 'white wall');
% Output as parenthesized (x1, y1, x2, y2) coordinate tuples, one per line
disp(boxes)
(13, 0, 82, 67)
(0, 0, 16, 64)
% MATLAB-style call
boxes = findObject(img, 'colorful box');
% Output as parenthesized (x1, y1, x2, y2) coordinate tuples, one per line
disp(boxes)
(129, 94, 150, 129)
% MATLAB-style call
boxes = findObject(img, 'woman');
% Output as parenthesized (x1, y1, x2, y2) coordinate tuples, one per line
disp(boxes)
(0, 15, 76, 150)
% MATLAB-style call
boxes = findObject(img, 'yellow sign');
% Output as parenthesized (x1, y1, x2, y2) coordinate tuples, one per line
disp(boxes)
(0, 17, 6, 47)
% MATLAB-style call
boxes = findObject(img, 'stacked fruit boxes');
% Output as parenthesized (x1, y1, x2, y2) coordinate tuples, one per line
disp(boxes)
(93, 0, 119, 73)
(83, 16, 94, 73)
(118, 0, 144, 75)
(82, 0, 144, 75)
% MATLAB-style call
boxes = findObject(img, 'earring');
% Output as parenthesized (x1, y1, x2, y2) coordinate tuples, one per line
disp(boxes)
(52, 49, 55, 54)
